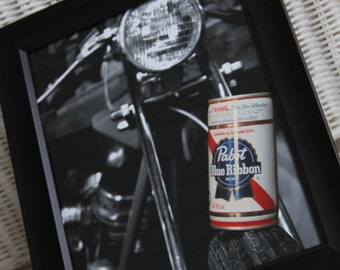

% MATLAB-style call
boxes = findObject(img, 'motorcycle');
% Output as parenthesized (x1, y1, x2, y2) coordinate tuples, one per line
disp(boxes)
(31, 0, 315, 269)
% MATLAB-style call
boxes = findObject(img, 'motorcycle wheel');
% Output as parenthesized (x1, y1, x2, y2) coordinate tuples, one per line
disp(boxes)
(207, 225, 301, 270)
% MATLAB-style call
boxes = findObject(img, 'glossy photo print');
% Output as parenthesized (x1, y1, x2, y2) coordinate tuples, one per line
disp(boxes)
(20, 0, 321, 269)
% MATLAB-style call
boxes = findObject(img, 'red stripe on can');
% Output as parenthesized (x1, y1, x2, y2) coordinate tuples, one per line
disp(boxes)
(208, 130, 216, 154)
(210, 217, 277, 229)
(251, 179, 277, 210)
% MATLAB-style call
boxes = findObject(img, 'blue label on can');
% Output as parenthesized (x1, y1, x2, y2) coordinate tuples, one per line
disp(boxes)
(211, 138, 262, 201)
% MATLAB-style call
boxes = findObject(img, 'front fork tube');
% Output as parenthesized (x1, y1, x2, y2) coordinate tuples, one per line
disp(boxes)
(117, 158, 150, 270)
(122, 60, 187, 270)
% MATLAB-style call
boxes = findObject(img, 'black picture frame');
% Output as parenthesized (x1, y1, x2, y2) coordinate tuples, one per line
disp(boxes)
(0, 0, 339, 269)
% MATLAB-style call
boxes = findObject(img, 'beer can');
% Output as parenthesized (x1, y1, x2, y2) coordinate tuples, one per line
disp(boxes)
(208, 93, 277, 230)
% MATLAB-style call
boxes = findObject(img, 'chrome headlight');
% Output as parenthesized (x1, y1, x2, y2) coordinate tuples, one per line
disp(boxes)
(119, 0, 203, 72)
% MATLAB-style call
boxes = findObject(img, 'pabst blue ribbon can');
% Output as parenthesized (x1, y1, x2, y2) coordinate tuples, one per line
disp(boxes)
(208, 93, 278, 230)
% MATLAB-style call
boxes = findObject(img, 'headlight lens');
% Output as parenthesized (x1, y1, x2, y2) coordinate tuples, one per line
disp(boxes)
(119, 0, 202, 72)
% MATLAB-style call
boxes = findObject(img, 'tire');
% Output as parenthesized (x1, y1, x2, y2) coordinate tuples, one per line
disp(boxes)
(208, 225, 301, 270)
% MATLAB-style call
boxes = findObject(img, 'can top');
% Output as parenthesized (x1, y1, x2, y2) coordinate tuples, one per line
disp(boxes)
(208, 92, 271, 105)
(207, 92, 273, 127)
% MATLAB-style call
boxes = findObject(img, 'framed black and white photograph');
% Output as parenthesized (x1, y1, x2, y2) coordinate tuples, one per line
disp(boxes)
(0, 0, 339, 269)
